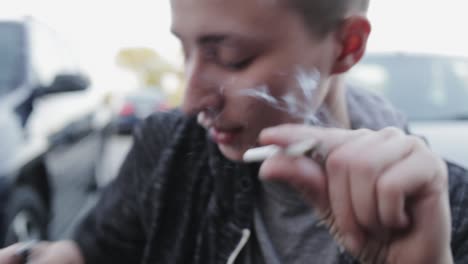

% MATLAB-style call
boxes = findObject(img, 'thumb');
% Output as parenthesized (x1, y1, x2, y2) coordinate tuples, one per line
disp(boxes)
(259, 154, 329, 215)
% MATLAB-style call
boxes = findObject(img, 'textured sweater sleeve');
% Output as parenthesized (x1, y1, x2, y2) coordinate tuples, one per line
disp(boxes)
(447, 162, 468, 263)
(72, 111, 183, 264)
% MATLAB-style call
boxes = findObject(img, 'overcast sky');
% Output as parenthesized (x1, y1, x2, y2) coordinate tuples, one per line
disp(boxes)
(2, 0, 468, 90)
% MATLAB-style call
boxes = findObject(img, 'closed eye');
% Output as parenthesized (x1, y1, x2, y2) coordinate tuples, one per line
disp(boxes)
(223, 57, 255, 71)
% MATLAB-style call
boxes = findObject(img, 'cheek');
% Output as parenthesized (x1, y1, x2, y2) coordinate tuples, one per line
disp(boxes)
(240, 96, 302, 140)
(219, 57, 324, 124)
(223, 72, 310, 123)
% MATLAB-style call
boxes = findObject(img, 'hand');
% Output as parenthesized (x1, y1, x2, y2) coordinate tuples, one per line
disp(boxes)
(259, 125, 453, 264)
(0, 241, 84, 264)
(0, 244, 23, 264)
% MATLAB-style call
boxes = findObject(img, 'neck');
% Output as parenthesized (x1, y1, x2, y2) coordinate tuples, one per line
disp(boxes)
(323, 75, 351, 129)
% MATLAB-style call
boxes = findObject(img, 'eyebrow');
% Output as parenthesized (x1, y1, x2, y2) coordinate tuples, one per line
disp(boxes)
(171, 29, 234, 46)
(198, 34, 227, 45)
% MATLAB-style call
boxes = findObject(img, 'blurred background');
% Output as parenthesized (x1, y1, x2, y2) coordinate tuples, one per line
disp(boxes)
(0, 0, 467, 247)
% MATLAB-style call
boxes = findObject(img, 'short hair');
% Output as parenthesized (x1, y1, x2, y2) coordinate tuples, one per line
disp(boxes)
(285, 0, 370, 36)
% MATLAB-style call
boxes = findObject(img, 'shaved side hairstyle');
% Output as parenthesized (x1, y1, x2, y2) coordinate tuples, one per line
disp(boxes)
(285, 0, 370, 36)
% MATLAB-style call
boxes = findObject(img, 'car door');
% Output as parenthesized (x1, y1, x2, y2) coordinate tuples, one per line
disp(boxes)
(25, 19, 105, 191)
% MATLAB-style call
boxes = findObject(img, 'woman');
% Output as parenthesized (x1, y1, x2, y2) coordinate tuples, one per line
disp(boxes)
(2, 0, 468, 263)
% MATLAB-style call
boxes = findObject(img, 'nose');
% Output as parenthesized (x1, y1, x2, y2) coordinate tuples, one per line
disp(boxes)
(181, 56, 223, 115)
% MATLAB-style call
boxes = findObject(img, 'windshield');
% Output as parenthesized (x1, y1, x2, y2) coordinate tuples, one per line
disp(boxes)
(348, 54, 468, 121)
(0, 22, 25, 96)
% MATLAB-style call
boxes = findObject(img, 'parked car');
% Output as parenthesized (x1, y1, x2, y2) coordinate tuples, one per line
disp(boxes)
(0, 17, 111, 246)
(113, 89, 169, 134)
(347, 52, 468, 167)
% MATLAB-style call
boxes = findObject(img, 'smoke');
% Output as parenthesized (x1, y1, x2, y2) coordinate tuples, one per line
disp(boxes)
(196, 67, 330, 130)
(236, 68, 324, 125)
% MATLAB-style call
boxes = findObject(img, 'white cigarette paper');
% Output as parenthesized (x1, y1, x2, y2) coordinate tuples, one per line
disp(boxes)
(243, 145, 282, 162)
(243, 139, 319, 163)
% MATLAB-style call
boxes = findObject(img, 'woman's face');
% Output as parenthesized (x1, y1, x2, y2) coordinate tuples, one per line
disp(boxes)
(171, 0, 339, 161)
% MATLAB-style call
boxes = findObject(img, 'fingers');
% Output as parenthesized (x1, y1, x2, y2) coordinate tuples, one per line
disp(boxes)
(259, 124, 449, 263)
(377, 137, 447, 230)
(379, 141, 451, 264)
(326, 151, 365, 255)
(323, 127, 414, 259)
(259, 154, 329, 215)
(27, 242, 52, 264)
(346, 128, 411, 231)
(325, 129, 388, 255)
(259, 124, 356, 150)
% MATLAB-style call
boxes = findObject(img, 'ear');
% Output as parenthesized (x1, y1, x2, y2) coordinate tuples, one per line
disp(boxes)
(331, 16, 371, 74)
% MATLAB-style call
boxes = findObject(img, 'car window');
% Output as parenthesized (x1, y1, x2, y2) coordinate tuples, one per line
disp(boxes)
(348, 54, 468, 121)
(29, 20, 76, 88)
(0, 22, 25, 96)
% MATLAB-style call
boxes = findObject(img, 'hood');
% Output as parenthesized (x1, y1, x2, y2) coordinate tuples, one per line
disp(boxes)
(346, 85, 408, 131)
(345, 86, 468, 168)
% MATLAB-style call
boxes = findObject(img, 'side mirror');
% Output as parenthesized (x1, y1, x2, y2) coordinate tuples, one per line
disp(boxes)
(36, 73, 90, 96)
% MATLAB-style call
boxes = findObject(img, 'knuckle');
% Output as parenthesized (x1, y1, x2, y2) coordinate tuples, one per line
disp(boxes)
(350, 156, 378, 177)
(327, 149, 380, 180)
(438, 159, 449, 180)
(380, 126, 404, 137)
(407, 135, 428, 150)
(425, 149, 440, 163)
(431, 155, 449, 189)
(354, 128, 372, 137)
(326, 151, 350, 175)
(376, 177, 400, 199)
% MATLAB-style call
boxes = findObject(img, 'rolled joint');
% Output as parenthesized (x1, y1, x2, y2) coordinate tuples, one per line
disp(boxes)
(242, 139, 321, 163)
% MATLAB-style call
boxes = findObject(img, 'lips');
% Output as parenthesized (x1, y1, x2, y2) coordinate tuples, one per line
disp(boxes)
(197, 113, 242, 144)
(209, 126, 242, 145)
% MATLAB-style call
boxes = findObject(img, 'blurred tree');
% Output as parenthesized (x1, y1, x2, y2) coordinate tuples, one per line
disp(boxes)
(116, 47, 184, 106)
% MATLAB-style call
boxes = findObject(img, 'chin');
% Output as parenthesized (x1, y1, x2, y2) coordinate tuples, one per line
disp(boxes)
(218, 144, 247, 161)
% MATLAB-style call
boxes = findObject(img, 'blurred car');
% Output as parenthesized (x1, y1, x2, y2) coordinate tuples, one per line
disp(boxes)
(114, 89, 169, 134)
(348, 52, 468, 167)
(0, 17, 111, 246)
